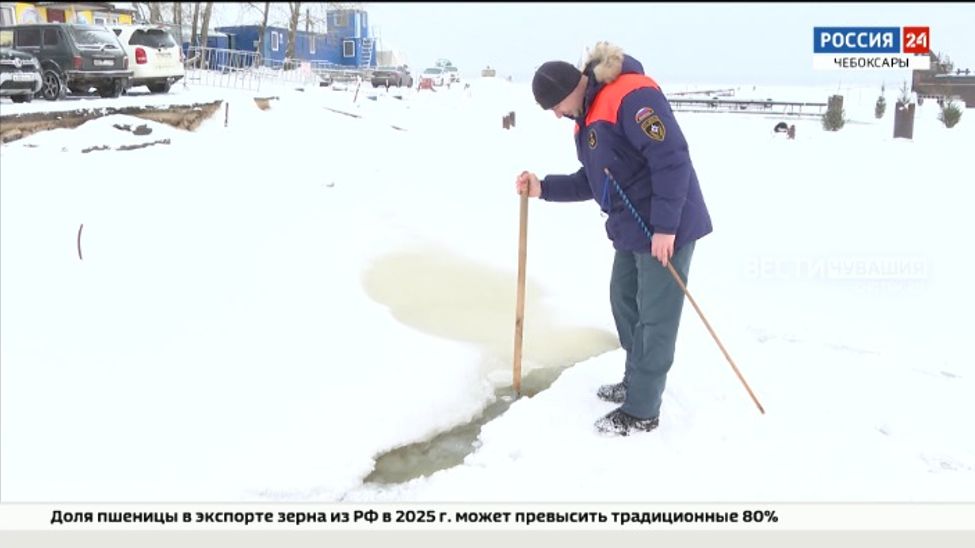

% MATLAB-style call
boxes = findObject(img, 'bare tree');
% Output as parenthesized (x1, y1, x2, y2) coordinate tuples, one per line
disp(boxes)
(173, 2, 183, 55)
(929, 51, 954, 75)
(253, 1, 270, 65)
(286, 2, 301, 63)
(131, 2, 149, 22)
(148, 2, 163, 23)
(190, 2, 200, 46)
(129, 1, 164, 23)
(199, 2, 213, 46)
(196, 1, 213, 68)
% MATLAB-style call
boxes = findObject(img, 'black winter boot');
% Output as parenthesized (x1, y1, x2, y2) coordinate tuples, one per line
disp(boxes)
(594, 408, 659, 436)
(596, 382, 626, 403)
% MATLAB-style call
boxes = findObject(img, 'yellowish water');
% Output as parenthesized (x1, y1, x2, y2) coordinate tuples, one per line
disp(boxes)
(360, 247, 619, 484)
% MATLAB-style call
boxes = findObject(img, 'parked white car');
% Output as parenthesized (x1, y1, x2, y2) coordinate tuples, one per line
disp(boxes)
(108, 24, 183, 93)
(420, 67, 445, 86)
(443, 65, 460, 83)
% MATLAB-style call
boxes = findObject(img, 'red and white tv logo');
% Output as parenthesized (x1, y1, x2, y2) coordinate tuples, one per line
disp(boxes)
(813, 26, 932, 70)
(902, 27, 930, 54)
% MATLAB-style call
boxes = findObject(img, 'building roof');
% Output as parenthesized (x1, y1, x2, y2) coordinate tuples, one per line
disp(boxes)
(34, 2, 136, 15)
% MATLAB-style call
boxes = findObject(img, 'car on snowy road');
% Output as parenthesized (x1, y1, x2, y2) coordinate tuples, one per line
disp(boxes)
(108, 24, 184, 94)
(443, 65, 460, 84)
(370, 65, 412, 88)
(1, 23, 131, 100)
(420, 66, 445, 87)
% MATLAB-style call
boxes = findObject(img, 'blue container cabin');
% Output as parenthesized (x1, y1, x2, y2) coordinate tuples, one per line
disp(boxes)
(323, 8, 376, 68)
(188, 8, 377, 68)
(214, 25, 330, 66)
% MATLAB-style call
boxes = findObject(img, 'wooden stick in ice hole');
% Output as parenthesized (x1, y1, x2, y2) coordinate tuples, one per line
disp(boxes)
(512, 186, 529, 396)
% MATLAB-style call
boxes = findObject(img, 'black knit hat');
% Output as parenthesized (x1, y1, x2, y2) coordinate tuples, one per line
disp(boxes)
(532, 61, 582, 109)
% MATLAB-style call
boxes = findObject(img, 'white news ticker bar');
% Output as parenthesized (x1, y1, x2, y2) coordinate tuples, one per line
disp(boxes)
(813, 54, 932, 71)
(5, 503, 975, 531)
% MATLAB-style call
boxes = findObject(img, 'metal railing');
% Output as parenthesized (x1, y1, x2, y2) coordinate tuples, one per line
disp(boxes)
(183, 46, 263, 91)
(182, 46, 375, 92)
(669, 98, 828, 117)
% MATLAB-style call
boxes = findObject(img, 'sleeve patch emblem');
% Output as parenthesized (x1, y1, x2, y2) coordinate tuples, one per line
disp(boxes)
(640, 114, 665, 142)
(588, 128, 598, 149)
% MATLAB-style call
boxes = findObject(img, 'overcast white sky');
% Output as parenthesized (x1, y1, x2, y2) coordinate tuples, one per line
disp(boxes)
(364, 2, 974, 85)
(205, 2, 974, 86)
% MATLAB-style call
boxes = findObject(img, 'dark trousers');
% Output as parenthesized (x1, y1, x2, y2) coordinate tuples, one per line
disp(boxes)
(609, 241, 694, 419)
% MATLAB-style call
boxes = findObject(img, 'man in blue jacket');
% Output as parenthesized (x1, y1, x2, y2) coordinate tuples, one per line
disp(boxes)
(515, 42, 712, 436)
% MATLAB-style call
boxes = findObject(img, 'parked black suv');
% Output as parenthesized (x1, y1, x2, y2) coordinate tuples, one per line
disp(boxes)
(0, 23, 131, 100)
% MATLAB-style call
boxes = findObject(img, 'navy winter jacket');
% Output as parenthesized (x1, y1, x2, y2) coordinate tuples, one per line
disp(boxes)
(540, 44, 713, 252)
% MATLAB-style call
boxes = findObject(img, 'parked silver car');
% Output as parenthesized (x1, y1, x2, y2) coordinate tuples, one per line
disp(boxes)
(0, 45, 42, 103)
(370, 66, 412, 88)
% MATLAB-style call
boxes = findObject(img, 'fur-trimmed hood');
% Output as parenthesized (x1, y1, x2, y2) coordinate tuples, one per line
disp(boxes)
(579, 42, 647, 113)
(583, 42, 631, 84)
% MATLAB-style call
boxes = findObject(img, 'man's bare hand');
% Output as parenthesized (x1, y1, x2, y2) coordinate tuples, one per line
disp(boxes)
(515, 171, 542, 198)
(651, 233, 676, 267)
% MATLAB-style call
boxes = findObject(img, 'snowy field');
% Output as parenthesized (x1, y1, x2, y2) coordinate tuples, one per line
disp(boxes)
(1, 73, 973, 503)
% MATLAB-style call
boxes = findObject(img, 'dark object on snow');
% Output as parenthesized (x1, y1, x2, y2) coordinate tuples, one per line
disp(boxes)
(81, 145, 111, 153)
(111, 123, 152, 135)
(774, 121, 789, 133)
(787, 125, 796, 140)
(894, 100, 916, 139)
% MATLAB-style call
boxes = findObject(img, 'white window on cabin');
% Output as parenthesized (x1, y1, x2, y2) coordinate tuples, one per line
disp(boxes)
(271, 31, 279, 51)
(0, 7, 15, 26)
(343, 40, 354, 58)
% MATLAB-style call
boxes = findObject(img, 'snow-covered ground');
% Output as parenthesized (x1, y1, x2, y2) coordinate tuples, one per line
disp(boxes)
(2, 73, 973, 503)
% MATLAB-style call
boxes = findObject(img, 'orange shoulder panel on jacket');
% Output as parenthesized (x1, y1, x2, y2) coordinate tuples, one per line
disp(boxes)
(585, 74, 661, 126)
